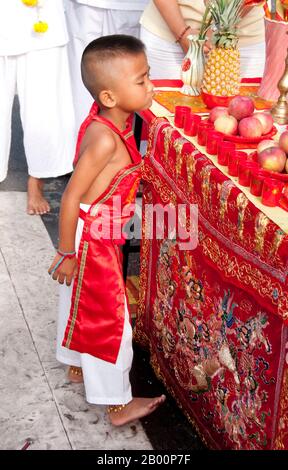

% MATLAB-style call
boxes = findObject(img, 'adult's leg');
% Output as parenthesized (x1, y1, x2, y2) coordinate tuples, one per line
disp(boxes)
(17, 47, 75, 214)
(0, 56, 17, 182)
(65, 0, 104, 129)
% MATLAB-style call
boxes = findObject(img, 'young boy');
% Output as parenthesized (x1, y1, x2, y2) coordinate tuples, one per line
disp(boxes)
(48, 35, 165, 426)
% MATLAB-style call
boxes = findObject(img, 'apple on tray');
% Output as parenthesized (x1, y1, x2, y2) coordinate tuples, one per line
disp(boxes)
(238, 116, 263, 139)
(279, 131, 288, 154)
(258, 147, 287, 173)
(228, 96, 255, 120)
(214, 114, 238, 135)
(253, 112, 274, 135)
(208, 106, 229, 123)
(257, 139, 278, 154)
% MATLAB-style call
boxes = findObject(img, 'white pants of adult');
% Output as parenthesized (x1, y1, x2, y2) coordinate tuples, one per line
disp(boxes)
(140, 26, 265, 80)
(0, 46, 75, 183)
(66, 0, 144, 128)
(56, 203, 133, 406)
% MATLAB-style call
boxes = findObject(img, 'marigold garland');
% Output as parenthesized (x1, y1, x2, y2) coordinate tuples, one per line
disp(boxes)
(22, 0, 38, 6)
(21, 0, 48, 33)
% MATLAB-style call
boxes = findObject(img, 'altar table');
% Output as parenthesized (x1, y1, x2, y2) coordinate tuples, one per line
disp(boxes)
(134, 81, 288, 450)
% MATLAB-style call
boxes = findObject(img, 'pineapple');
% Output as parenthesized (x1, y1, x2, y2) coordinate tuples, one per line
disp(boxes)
(202, 0, 243, 97)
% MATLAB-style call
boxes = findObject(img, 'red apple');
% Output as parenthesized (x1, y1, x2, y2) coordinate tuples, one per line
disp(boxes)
(253, 112, 274, 135)
(209, 106, 229, 123)
(214, 115, 238, 135)
(257, 139, 278, 154)
(258, 147, 287, 172)
(285, 158, 288, 173)
(228, 95, 255, 121)
(279, 131, 288, 153)
(238, 116, 263, 138)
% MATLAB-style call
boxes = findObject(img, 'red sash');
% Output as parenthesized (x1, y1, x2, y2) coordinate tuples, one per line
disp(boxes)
(62, 103, 142, 363)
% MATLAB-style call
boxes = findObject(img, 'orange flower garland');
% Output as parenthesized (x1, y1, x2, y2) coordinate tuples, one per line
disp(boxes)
(21, 0, 48, 33)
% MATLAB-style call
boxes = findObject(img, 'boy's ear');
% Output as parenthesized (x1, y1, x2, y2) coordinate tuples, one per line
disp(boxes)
(98, 89, 116, 108)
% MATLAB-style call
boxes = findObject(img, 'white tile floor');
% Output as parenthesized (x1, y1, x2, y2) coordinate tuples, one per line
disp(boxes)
(0, 192, 152, 450)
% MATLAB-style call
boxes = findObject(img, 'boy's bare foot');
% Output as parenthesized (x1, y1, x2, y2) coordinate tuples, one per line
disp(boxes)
(108, 395, 166, 426)
(67, 366, 83, 383)
(27, 176, 50, 215)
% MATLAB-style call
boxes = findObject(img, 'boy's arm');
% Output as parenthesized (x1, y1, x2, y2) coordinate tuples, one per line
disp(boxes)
(48, 129, 116, 286)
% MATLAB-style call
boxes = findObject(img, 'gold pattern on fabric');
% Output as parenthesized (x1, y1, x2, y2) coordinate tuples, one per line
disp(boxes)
(218, 180, 235, 222)
(237, 193, 249, 240)
(124, 130, 134, 140)
(274, 368, 288, 449)
(186, 150, 198, 193)
(149, 350, 210, 449)
(90, 163, 142, 216)
(201, 236, 286, 315)
(254, 213, 270, 254)
(162, 126, 175, 163)
(134, 189, 153, 349)
(142, 164, 177, 204)
(200, 165, 214, 210)
(270, 229, 286, 260)
(173, 138, 186, 178)
(65, 241, 89, 347)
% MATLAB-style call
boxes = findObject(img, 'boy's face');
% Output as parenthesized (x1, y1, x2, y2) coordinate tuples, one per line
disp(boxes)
(110, 52, 154, 113)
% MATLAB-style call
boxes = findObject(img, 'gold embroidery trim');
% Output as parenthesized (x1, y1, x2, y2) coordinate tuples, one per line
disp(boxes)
(65, 241, 89, 348)
(124, 130, 134, 140)
(254, 212, 270, 254)
(237, 193, 249, 240)
(173, 137, 186, 178)
(90, 163, 142, 216)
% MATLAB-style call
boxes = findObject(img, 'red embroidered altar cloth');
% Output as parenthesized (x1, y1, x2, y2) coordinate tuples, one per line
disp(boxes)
(135, 117, 288, 450)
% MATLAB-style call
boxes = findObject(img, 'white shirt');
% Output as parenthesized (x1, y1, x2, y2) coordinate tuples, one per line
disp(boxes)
(72, 0, 149, 10)
(0, 0, 68, 56)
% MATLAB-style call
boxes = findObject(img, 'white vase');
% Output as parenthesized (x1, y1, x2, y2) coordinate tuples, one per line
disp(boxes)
(181, 35, 206, 96)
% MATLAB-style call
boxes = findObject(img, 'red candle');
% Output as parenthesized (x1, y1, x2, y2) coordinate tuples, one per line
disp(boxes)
(174, 105, 191, 128)
(197, 121, 213, 146)
(217, 141, 236, 166)
(184, 114, 201, 136)
(238, 160, 258, 187)
(261, 178, 284, 207)
(206, 131, 223, 155)
(228, 151, 247, 176)
(250, 168, 266, 197)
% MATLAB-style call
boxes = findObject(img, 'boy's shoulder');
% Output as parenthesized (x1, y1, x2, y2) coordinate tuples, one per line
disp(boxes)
(79, 120, 117, 158)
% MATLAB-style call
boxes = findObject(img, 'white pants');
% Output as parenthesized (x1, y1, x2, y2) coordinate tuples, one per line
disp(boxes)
(0, 46, 76, 182)
(66, 0, 144, 128)
(140, 27, 265, 80)
(56, 203, 133, 405)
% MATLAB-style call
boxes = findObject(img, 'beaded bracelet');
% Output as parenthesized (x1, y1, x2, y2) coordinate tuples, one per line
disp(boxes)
(49, 251, 76, 275)
(175, 25, 191, 43)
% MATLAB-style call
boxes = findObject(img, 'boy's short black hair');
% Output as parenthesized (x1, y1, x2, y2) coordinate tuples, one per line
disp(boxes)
(81, 34, 146, 99)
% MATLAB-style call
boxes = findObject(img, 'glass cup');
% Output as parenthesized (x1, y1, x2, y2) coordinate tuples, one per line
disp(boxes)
(261, 178, 284, 207)
(217, 141, 236, 166)
(197, 120, 214, 146)
(206, 130, 224, 155)
(238, 160, 259, 186)
(184, 114, 201, 136)
(228, 151, 247, 176)
(250, 168, 266, 197)
(174, 105, 191, 128)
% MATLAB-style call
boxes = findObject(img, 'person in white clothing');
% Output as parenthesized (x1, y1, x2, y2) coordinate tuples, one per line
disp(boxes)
(0, 0, 75, 215)
(140, 0, 266, 79)
(65, 0, 149, 129)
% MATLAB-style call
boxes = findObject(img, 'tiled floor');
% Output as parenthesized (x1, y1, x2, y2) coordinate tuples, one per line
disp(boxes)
(0, 98, 205, 450)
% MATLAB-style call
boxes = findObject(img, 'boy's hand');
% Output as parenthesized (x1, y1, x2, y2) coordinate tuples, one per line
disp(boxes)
(48, 253, 78, 286)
